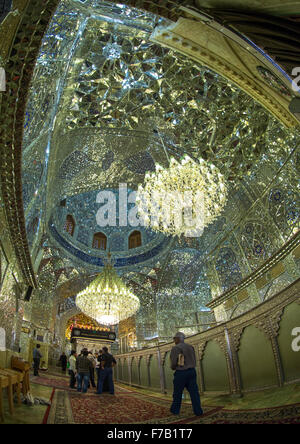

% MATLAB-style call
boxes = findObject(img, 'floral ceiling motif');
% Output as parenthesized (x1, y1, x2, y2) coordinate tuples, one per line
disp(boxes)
(20, 0, 300, 334)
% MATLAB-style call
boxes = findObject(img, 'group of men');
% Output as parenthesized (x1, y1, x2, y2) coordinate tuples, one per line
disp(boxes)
(68, 347, 116, 395)
(33, 332, 203, 417)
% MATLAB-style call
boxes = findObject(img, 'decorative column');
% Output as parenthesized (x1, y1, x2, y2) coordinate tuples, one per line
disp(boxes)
(128, 356, 132, 386)
(146, 354, 152, 388)
(138, 356, 142, 386)
(197, 343, 206, 395)
(157, 347, 166, 394)
(225, 327, 243, 397)
(254, 310, 285, 388)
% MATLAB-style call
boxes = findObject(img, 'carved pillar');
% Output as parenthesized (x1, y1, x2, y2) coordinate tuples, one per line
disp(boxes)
(116, 358, 119, 380)
(270, 335, 284, 387)
(197, 342, 206, 395)
(254, 310, 285, 388)
(161, 351, 169, 393)
(146, 354, 152, 388)
(157, 347, 165, 393)
(225, 327, 243, 397)
(138, 356, 143, 386)
(128, 356, 132, 386)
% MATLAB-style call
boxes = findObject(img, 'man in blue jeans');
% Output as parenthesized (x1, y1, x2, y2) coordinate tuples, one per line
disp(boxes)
(97, 346, 116, 395)
(76, 349, 93, 393)
(170, 332, 203, 416)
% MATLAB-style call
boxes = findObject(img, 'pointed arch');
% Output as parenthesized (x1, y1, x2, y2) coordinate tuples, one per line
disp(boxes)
(64, 215, 75, 236)
(129, 230, 142, 249)
(93, 232, 107, 250)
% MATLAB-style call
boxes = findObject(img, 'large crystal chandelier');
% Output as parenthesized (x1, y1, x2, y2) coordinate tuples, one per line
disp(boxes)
(136, 155, 227, 237)
(75, 257, 140, 325)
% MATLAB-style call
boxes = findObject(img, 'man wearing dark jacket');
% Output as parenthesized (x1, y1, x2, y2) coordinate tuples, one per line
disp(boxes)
(97, 346, 116, 395)
(170, 332, 203, 416)
(59, 352, 67, 373)
(76, 349, 93, 393)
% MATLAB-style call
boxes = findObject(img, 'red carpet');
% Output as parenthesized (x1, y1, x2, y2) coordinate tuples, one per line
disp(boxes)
(186, 403, 300, 424)
(31, 375, 76, 392)
(68, 391, 219, 424)
(33, 373, 300, 424)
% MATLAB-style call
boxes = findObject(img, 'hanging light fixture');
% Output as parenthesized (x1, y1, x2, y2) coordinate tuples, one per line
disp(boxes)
(75, 255, 140, 325)
(136, 154, 227, 237)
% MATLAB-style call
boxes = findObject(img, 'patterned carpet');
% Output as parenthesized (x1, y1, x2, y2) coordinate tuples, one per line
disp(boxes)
(187, 404, 300, 424)
(31, 375, 75, 392)
(46, 389, 220, 424)
(34, 374, 300, 424)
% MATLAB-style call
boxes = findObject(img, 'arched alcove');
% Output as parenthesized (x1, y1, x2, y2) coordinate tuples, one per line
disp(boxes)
(202, 341, 230, 392)
(277, 303, 300, 382)
(64, 214, 75, 236)
(163, 351, 174, 393)
(92, 232, 107, 250)
(117, 358, 123, 381)
(238, 326, 278, 390)
(149, 354, 161, 391)
(139, 356, 149, 388)
(131, 357, 139, 386)
(122, 358, 129, 383)
(128, 231, 142, 250)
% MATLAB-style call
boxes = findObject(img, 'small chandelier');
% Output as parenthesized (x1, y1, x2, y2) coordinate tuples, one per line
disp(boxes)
(136, 155, 227, 237)
(75, 255, 140, 325)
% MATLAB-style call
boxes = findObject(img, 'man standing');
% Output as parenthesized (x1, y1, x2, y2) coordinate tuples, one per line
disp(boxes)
(170, 332, 203, 416)
(76, 349, 93, 393)
(33, 344, 42, 377)
(97, 346, 116, 395)
(59, 352, 68, 373)
(69, 350, 77, 389)
(96, 349, 103, 391)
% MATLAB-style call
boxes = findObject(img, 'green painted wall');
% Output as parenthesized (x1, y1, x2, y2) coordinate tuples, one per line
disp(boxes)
(202, 340, 230, 392)
(123, 358, 129, 383)
(278, 303, 300, 382)
(238, 326, 278, 390)
(140, 357, 149, 387)
(195, 352, 202, 391)
(131, 358, 140, 385)
(149, 354, 161, 391)
(115, 300, 300, 393)
(164, 351, 174, 393)
(117, 360, 122, 381)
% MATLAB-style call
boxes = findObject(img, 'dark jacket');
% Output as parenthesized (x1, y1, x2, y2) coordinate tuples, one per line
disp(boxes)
(59, 354, 67, 364)
(170, 342, 197, 371)
(76, 355, 93, 373)
(101, 352, 116, 368)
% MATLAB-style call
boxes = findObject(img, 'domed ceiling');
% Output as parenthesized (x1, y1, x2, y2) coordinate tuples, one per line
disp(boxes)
(22, 0, 300, 321)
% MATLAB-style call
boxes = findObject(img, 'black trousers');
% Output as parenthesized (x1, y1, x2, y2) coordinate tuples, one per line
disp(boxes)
(33, 358, 40, 376)
(69, 370, 76, 388)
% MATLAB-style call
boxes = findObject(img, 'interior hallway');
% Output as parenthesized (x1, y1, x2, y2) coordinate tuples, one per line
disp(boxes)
(1, 370, 300, 424)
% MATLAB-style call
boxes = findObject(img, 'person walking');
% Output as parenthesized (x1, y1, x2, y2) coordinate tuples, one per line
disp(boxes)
(69, 350, 77, 389)
(97, 346, 116, 395)
(170, 332, 203, 416)
(59, 352, 68, 373)
(76, 349, 93, 393)
(33, 344, 42, 376)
